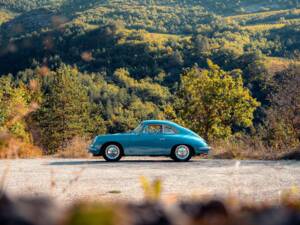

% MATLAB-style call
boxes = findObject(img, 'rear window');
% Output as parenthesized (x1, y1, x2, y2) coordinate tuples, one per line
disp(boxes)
(163, 125, 177, 134)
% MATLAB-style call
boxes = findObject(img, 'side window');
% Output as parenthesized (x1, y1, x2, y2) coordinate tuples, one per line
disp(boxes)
(163, 125, 177, 134)
(143, 124, 162, 134)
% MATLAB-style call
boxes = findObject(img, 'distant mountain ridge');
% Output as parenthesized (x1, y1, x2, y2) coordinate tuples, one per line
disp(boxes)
(0, 0, 299, 15)
(1, 0, 299, 37)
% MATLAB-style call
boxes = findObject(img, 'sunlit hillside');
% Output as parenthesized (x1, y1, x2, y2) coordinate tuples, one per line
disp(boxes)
(0, 0, 299, 157)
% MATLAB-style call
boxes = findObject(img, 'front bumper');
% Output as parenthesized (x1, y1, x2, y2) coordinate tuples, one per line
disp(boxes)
(195, 146, 211, 155)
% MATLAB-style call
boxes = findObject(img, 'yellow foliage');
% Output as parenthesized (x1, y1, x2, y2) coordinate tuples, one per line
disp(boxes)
(140, 176, 162, 201)
(281, 186, 300, 209)
(179, 60, 260, 141)
(0, 10, 14, 25)
(66, 203, 122, 225)
(0, 76, 42, 158)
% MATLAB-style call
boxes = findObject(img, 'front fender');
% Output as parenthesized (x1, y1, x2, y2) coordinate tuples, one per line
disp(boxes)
(182, 135, 210, 155)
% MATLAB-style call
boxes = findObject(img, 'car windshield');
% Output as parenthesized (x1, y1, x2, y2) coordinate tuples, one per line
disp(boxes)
(133, 124, 143, 133)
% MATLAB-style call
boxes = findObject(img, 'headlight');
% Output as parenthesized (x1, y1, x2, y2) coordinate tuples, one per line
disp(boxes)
(91, 137, 97, 145)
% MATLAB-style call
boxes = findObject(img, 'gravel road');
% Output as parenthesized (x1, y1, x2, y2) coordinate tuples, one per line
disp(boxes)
(1, 157, 300, 204)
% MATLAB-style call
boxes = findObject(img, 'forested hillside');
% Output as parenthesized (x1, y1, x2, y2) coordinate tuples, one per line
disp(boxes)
(0, 0, 299, 157)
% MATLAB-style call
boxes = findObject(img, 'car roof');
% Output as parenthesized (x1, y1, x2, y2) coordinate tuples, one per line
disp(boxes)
(142, 120, 179, 126)
(142, 120, 200, 137)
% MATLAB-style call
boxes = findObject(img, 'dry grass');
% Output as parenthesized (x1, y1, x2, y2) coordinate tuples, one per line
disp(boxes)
(211, 136, 280, 160)
(226, 8, 300, 21)
(55, 137, 91, 158)
(263, 57, 300, 75)
(141, 32, 187, 44)
(242, 23, 286, 31)
(0, 133, 42, 159)
(17, 142, 42, 158)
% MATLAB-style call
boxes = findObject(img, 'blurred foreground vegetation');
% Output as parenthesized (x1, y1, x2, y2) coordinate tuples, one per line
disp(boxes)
(0, 0, 299, 158)
(1, 190, 300, 225)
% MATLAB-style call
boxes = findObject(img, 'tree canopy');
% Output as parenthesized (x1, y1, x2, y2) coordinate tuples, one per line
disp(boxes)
(36, 65, 93, 153)
(177, 60, 260, 141)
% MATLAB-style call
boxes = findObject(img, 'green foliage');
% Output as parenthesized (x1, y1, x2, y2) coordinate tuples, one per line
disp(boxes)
(177, 60, 260, 141)
(113, 68, 170, 104)
(36, 65, 94, 153)
(89, 68, 170, 133)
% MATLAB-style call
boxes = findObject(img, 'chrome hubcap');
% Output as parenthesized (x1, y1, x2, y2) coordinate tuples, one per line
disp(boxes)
(175, 145, 189, 160)
(105, 145, 120, 160)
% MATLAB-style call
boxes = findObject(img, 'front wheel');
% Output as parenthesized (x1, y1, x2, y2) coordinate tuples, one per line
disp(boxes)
(103, 144, 122, 162)
(171, 145, 192, 162)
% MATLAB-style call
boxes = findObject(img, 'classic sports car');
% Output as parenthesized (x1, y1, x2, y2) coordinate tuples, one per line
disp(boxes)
(88, 120, 210, 162)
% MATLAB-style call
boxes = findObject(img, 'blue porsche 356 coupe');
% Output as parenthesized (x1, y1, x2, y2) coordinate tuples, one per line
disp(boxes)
(88, 120, 210, 162)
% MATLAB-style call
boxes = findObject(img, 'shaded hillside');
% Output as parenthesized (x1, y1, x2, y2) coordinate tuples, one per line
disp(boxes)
(0, 8, 68, 39)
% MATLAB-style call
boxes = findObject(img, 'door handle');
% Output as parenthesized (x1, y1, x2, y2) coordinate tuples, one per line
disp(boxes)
(160, 138, 165, 141)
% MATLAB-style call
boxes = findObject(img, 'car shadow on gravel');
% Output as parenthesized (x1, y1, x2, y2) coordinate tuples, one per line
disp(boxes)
(47, 158, 300, 166)
(46, 159, 239, 166)
(47, 159, 181, 166)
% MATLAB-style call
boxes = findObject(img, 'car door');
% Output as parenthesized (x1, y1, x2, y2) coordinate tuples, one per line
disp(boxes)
(159, 125, 179, 154)
(130, 124, 165, 155)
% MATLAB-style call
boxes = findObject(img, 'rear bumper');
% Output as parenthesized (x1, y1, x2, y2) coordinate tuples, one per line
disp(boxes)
(88, 145, 102, 156)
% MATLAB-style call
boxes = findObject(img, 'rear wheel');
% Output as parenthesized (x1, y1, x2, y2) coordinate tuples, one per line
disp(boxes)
(171, 145, 192, 162)
(103, 144, 122, 162)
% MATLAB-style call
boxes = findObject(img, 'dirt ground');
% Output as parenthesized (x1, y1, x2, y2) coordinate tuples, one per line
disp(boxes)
(1, 157, 300, 205)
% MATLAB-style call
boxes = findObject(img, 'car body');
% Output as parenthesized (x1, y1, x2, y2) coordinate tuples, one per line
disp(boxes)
(88, 120, 210, 161)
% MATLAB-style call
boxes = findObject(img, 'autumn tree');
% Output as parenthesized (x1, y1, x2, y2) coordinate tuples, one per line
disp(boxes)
(0, 75, 39, 142)
(177, 60, 260, 141)
(0, 75, 42, 158)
